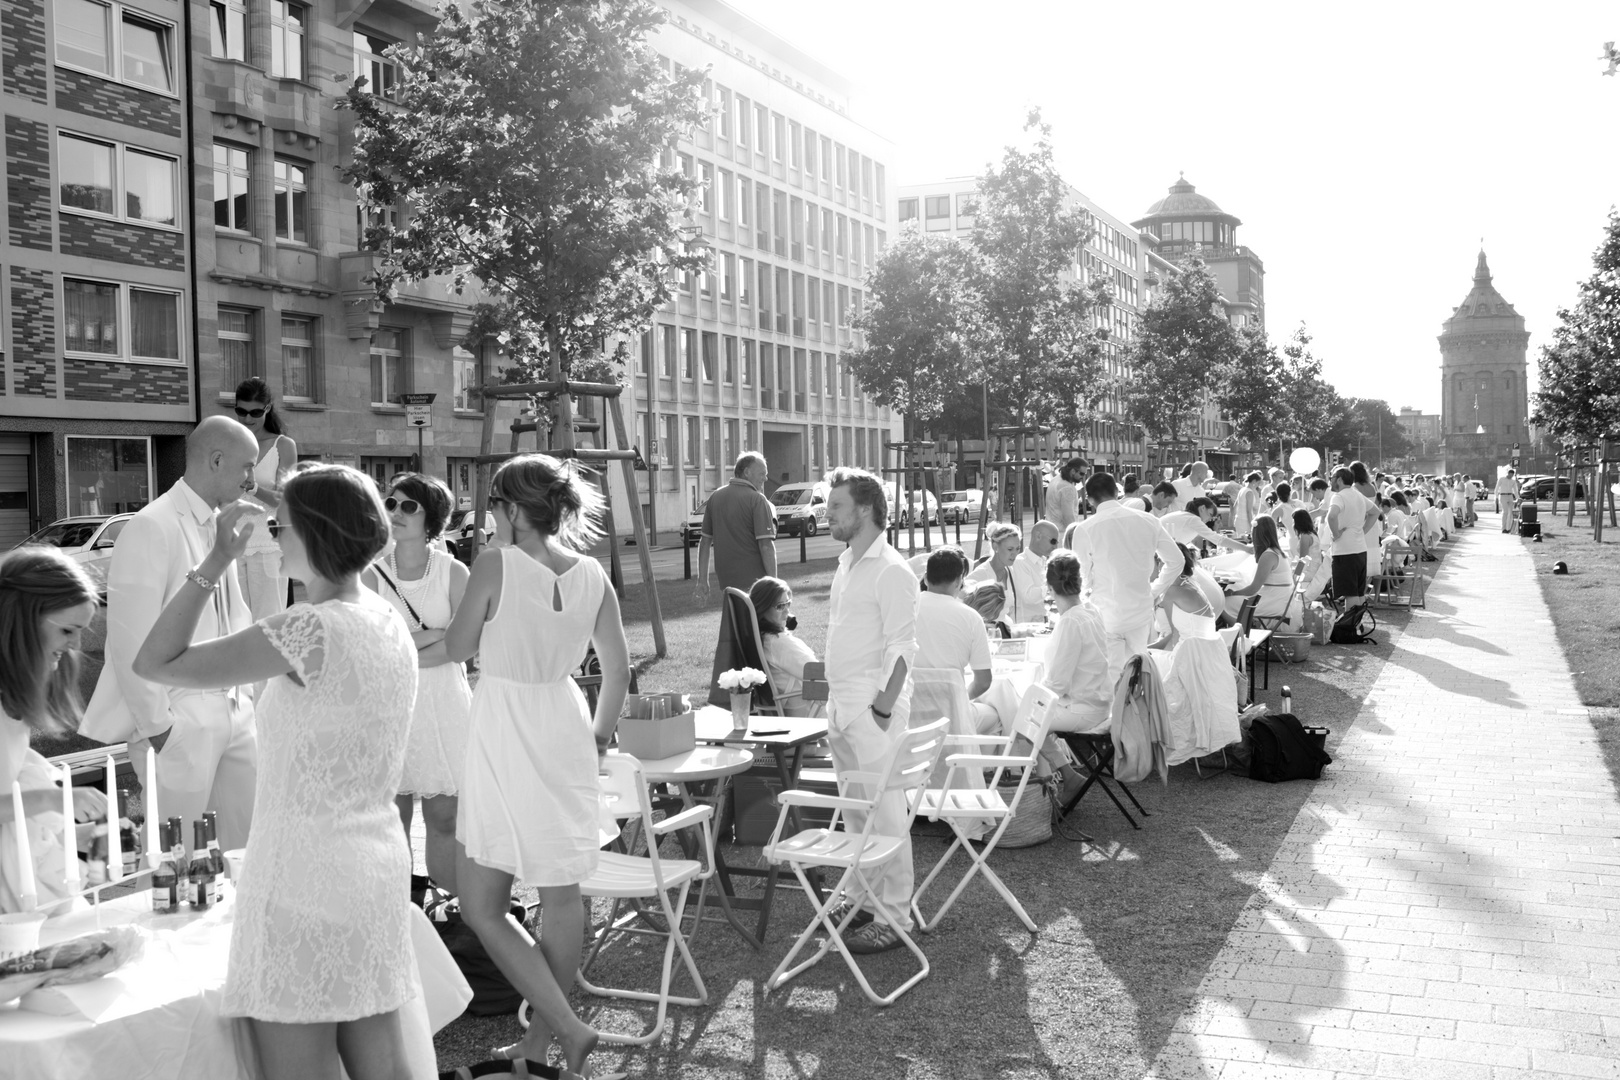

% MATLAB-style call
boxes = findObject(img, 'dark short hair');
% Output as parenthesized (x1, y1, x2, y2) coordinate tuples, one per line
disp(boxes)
(282, 464, 392, 582)
(1310, 478, 1329, 492)
(1120, 473, 1139, 493)
(925, 546, 970, 586)
(1245, 471, 1263, 483)
(1332, 466, 1355, 487)
(1175, 543, 1196, 577)
(1274, 482, 1292, 504)
(1060, 457, 1088, 482)
(1350, 460, 1371, 485)
(826, 467, 888, 528)
(387, 472, 453, 539)
(1084, 472, 1118, 503)
(1292, 508, 1316, 535)
(748, 575, 790, 635)
(1391, 491, 1409, 508)
(1185, 495, 1216, 517)
(1046, 550, 1081, 597)
(734, 452, 765, 477)
(1152, 481, 1178, 499)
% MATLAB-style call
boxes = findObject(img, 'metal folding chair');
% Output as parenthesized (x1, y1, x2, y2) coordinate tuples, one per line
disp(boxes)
(763, 717, 950, 1006)
(1058, 657, 1157, 830)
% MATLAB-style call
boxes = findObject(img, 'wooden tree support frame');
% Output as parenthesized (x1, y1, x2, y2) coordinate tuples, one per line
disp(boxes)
(467, 380, 666, 657)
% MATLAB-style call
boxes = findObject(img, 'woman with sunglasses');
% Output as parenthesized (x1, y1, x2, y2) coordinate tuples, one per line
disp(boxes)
(362, 473, 472, 894)
(748, 576, 818, 716)
(233, 377, 297, 621)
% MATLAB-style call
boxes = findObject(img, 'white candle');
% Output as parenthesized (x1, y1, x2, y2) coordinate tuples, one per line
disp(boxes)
(145, 748, 159, 869)
(104, 755, 121, 884)
(60, 764, 79, 892)
(11, 781, 37, 911)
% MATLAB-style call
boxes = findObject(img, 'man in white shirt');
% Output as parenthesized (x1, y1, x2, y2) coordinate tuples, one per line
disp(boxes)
(82, 417, 262, 849)
(822, 467, 919, 954)
(1148, 481, 1180, 516)
(1045, 458, 1085, 533)
(1326, 466, 1379, 610)
(1172, 461, 1208, 510)
(1007, 520, 1059, 624)
(914, 547, 998, 719)
(1495, 467, 1518, 533)
(1162, 497, 1251, 554)
(1071, 472, 1183, 682)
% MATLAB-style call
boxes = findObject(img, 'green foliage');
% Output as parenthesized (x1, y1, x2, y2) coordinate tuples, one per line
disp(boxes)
(1533, 209, 1620, 443)
(1218, 322, 1290, 455)
(340, 0, 708, 384)
(1122, 256, 1240, 446)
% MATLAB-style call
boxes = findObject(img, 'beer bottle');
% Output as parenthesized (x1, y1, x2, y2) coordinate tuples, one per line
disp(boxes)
(202, 810, 225, 876)
(150, 820, 180, 914)
(188, 820, 217, 909)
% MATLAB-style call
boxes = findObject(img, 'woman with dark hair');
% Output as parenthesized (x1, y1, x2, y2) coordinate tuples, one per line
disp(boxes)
(1293, 508, 1329, 602)
(134, 463, 424, 1078)
(0, 547, 104, 912)
(1038, 553, 1110, 794)
(1222, 516, 1294, 621)
(444, 454, 629, 1076)
(1151, 544, 1240, 764)
(363, 473, 472, 892)
(1350, 460, 1385, 553)
(748, 575, 818, 716)
(233, 376, 297, 621)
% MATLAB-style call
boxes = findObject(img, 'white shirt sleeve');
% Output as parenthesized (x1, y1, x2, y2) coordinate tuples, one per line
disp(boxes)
(874, 561, 919, 690)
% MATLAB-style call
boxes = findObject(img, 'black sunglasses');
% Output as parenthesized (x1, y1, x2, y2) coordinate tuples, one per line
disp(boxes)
(234, 405, 267, 418)
(384, 497, 422, 515)
(267, 519, 283, 539)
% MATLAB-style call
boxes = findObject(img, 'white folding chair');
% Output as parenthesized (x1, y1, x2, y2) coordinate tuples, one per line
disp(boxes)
(763, 716, 950, 1007)
(911, 684, 1057, 934)
(569, 754, 713, 1045)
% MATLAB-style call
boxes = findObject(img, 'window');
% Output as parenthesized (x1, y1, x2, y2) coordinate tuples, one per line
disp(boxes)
(741, 340, 754, 386)
(353, 30, 398, 97)
(66, 436, 152, 517)
(836, 215, 847, 264)
(754, 104, 769, 153)
(659, 414, 678, 468)
(874, 163, 885, 209)
(793, 348, 806, 412)
(772, 190, 787, 256)
(718, 168, 733, 221)
(756, 262, 771, 329)
(721, 253, 735, 301)
(56, 0, 177, 93)
(717, 86, 733, 140)
(807, 276, 820, 326)
(792, 273, 805, 337)
(453, 345, 485, 411)
(270, 1, 305, 79)
(739, 257, 753, 308)
(771, 113, 785, 163)
(698, 258, 712, 300)
(790, 196, 803, 261)
(734, 95, 749, 148)
(775, 268, 789, 334)
(681, 328, 696, 380)
(759, 342, 773, 407)
(64, 278, 182, 364)
(273, 159, 308, 243)
(850, 224, 862, 272)
(899, 198, 918, 222)
(789, 121, 801, 169)
(369, 328, 405, 405)
(803, 127, 817, 176)
(746, 420, 759, 453)
(636, 330, 652, 377)
(835, 145, 846, 192)
(823, 281, 835, 331)
(811, 425, 821, 470)
(737, 176, 751, 229)
(59, 134, 178, 228)
(210, 0, 245, 60)
(826, 353, 835, 399)
(723, 335, 737, 384)
(213, 143, 250, 231)
(925, 196, 950, 220)
(725, 419, 738, 467)
(755, 184, 769, 249)
(218, 306, 255, 387)
(700, 331, 717, 382)
(820, 136, 832, 184)
(659, 324, 676, 379)
(863, 224, 875, 272)
(704, 418, 719, 468)
(684, 416, 699, 468)
(821, 207, 834, 262)
(698, 161, 714, 215)
(282, 316, 314, 401)
(809, 349, 820, 395)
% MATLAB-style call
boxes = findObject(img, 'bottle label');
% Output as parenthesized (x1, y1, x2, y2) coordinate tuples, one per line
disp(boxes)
(152, 882, 175, 912)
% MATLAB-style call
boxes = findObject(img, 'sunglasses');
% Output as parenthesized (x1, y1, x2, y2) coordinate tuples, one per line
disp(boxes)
(384, 497, 422, 515)
(267, 519, 283, 539)
(234, 406, 267, 418)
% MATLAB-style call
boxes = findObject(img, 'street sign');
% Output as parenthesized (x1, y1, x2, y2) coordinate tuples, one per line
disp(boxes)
(405, 405, 432, 428)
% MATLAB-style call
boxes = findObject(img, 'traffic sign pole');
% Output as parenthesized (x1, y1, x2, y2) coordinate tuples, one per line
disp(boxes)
(401, 393, 436, 477)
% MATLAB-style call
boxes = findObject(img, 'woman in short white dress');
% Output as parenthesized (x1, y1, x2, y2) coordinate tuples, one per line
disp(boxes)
(232, 377, 296, 622)
(134, 465, 422, 1080)
(445, 454, 630, 1078)
(364, 472, 472, 894)
(1152, 545, 1240, 765)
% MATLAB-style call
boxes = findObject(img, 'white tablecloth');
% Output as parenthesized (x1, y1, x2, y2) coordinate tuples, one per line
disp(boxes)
(0, 886, 471, 1079)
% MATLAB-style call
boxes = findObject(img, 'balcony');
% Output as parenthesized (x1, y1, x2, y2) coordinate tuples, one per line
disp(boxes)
(340, 251, 486, 344)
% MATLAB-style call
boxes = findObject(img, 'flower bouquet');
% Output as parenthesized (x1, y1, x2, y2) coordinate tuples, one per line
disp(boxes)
(717, 668, 768, 732)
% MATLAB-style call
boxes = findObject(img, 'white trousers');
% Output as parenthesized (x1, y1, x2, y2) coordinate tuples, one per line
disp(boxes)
(826, 697, 913, 931)
(134, 692, 257, 850)
(1103, 623, 1150, 689)
(1498, 494, 1517, 532)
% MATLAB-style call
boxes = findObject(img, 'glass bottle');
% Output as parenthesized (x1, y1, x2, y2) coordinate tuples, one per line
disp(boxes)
(117, 786, 140, 879)
(86, 824, 109, 886)
(202, 810, 225, 876)
(150, 820, 180, 914)
(187, 820, 217, 910)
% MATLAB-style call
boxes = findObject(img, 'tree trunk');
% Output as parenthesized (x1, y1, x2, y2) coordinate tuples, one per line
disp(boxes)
(547, 321, 574, 454)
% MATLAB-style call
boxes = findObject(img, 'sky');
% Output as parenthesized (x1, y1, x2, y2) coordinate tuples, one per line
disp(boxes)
(724, 0, 1620, 415)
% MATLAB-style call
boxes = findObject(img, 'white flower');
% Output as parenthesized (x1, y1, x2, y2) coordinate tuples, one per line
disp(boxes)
(718, 667, 767, 691)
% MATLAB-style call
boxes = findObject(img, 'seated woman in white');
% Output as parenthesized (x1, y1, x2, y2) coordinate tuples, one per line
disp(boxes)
(965, 522, 1022, 623)
(1222, 516, 1293, 622)
(1291, 509, 1331, 603)
(1150, 544, 1241, 766)
(964, 580, 1011, 639)
(748, 576, 819, 717)
(1041, 551, 1113, 738)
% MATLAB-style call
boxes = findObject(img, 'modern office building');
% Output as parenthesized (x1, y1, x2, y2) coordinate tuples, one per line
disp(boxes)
(1, 0, 195, 544)
(625, 0, 902, 536)
(1132, 174, 1264, 328)
(1438, 250, 1528, 483)
(894, 176, 1149, 476)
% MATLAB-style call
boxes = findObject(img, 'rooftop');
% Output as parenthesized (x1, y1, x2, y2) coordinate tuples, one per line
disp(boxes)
(1132, 175, 1242, 228)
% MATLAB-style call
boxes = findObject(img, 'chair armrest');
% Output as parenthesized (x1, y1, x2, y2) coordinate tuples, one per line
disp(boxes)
(651, 804, 713, 835)
(966, 734, 1012, 746)
(778, 790, 870, 812)
(946, 752, 1034, 769)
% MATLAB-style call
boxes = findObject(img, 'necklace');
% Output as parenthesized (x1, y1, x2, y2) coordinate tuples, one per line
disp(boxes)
(388, 544, 434, 587)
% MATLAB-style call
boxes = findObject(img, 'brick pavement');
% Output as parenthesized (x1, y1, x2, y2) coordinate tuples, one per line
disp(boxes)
(1150, 516, 1620, 1079)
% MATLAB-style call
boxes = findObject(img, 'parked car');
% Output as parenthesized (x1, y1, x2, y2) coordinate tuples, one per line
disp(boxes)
(681, 499, 707, 547)
(896, 490, 941, 528)
(1201, 479, 1233, 507)
(769, 481, 829, 537)
(448, 509, 496, 563)
(16, 514, 135, 597)
(1520, 476, 1585, 501)
(939, 489, 984, 525)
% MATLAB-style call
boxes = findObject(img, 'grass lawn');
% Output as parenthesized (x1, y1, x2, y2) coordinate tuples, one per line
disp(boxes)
(433, 554, 1416, 1079)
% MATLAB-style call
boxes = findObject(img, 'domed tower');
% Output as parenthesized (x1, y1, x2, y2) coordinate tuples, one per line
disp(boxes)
(1132, 175, 1264, 327)
(1438, 251, 1529, 482)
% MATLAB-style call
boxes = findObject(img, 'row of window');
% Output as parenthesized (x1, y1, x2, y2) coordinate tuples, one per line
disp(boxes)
(63, 276, 182, 364)
(56, 0, 176, 94)
(208, 0, 401, 95)
(1086, 215, 1140, 270)
(637, 327, 871, 413)
(1150, 219, 1232, 250)
(211, 144, 311, 242)
(682, 257, 866, 339)
(640, 411, 883, 475)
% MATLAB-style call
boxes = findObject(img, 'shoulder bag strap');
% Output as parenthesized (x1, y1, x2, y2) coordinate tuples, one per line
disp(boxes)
(373, 564, 427, 629)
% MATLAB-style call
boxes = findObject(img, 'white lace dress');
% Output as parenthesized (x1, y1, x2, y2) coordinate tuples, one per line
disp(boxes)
(375, 549, 473, 796)
(1156, 602, 1240, 766)
(223, 593, 420, 1022)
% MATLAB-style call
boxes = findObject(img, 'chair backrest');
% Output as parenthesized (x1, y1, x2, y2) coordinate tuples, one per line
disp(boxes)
(598, 754, 681, 890)
(878, 716, 951, 799)
(1235, 595, 1259, 635)
(1006, 682, 1059, 750)
(708, 587, 781, 713)
(910, 667, 973, 730)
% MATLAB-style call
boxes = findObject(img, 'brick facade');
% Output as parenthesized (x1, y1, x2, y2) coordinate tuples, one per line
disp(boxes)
(55, 68, 184, 139)
(59, 213, 186, 270)
(64, 358, 190, 404)
(5, 115, 52, 251)
(9, 266, 56, 397)
(1, 0, 48, 104)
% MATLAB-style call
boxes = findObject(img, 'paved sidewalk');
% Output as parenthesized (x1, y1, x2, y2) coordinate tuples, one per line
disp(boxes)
(1151, 517, 1620, 1079)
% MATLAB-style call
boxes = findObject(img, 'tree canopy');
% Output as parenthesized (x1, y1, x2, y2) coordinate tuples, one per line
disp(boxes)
(1122, 256, 1240, 449)
(1533, 209, 1620, 444)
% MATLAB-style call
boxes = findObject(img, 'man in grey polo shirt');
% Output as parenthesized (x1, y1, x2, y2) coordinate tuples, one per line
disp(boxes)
(696, 451, 778, 599)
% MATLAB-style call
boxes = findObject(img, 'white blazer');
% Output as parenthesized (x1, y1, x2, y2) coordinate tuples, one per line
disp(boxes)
(81, 480, 253, 743)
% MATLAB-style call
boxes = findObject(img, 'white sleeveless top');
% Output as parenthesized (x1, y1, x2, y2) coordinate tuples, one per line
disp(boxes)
(245, 439, 283, 554)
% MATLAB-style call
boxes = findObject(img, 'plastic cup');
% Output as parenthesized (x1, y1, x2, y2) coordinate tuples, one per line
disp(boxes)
(0, 911, 48, 962)
(224, 849, 246, 881)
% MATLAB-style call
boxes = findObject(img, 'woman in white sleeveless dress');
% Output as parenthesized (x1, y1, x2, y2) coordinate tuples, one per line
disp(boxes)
(364, 473, 472, 894)
(1222, 517, 1294, 622)
(1152, 545, 1240, 765)
(133, 465, 423, 1080)
(233, 377, 296, 622)
(445, 454, 631, 1078)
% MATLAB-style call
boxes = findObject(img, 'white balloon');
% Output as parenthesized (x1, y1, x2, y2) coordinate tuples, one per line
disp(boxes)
(1289, 447, 1321, 475)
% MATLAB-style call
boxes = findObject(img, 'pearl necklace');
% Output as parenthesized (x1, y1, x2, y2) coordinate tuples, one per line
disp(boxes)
(387, 545, 435, 591)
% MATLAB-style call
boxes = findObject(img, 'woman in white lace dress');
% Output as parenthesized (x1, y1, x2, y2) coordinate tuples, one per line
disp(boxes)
(1150, 544, 1240, 765)
(364, 473, 472, 893)
(135, 464, 422, 1080)
(446, 454, 630, 1078)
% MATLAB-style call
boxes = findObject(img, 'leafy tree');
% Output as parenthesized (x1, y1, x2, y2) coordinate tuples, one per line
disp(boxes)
(341, 0, 707, 447)
(1346, 399, 1412, 465)
(967, 110, 1111, 440)
(846, 229, 980, 440)
(1218, 322, 1290, 464)
(1533, 209, 1620, 444)
(1122, 255, 1240, 452)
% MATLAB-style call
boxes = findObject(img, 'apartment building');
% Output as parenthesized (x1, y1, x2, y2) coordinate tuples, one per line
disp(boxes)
(1, 0, 194, 543)
(894, 176, 1150, 475)
(626, 0, 902, 537)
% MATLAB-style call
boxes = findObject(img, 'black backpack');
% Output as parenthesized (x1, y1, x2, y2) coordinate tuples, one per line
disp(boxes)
(1330, 604, 1377, 644)
(1248, 713, 1332, 782)
(421, 883, 531, 1016)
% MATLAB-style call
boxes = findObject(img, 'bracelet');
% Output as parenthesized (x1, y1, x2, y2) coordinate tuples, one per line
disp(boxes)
(870, 704, 891, 720)
(185, 568, 218, 592)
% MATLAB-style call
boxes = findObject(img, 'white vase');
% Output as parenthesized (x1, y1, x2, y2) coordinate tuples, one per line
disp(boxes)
(729, 692, 751, 732)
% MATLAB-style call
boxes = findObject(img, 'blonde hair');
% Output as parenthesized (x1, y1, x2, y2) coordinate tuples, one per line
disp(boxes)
(491, 454, 604, 551)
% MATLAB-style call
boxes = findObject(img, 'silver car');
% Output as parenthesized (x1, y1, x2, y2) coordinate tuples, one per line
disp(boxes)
(17, 514, 135, 597)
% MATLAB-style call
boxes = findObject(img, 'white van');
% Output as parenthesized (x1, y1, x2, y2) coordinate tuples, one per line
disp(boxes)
(769, 481, 830, 537)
